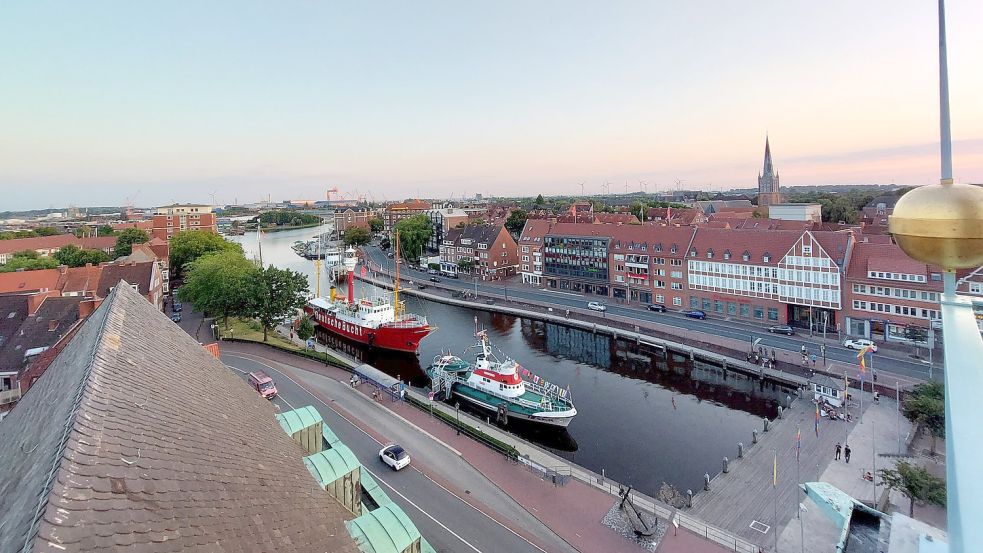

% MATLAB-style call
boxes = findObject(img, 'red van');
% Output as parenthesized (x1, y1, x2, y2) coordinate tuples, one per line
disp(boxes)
(248, 371, 278, 400)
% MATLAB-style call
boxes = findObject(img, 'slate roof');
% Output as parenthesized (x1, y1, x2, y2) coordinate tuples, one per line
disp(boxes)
(96, 261, 155, 297)
(442, 224, 504, 247)
(0, 284, 357, 553)
(0, 294, 29, 352)
(0, 296, 82, 372)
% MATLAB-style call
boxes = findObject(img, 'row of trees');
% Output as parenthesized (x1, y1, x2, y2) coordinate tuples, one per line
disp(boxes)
(0, 227, 61, 240)
(257, 211, 321, 227)
(177, 248, 309, 341)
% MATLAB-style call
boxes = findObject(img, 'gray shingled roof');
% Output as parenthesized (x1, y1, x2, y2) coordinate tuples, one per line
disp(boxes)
(0, 284, 357, 553)
(0, 296, 82, 372)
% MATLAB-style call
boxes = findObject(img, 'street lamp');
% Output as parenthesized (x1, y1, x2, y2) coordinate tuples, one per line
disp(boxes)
(455, 404, 461, 435)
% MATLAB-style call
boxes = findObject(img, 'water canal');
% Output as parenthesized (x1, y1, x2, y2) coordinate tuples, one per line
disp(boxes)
(231, 228, 793, 496)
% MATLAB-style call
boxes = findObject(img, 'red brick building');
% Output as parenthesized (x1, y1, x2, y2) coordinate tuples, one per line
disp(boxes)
(384, 199, 431, 234)
(0, 235, 117, 264)
(518, 219, 552, 285)
(843, 242, 944, 345)
(439, 225, 518, 279)
(152, 204, 217, 241)
(332, 206, 378, 238)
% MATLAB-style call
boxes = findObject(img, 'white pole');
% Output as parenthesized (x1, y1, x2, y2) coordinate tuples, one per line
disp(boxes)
(897, 381, 902, 454)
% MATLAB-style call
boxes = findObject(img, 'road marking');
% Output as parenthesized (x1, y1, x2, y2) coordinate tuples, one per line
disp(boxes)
(223, 353, 549, 553)
(362, 465, 483, 553)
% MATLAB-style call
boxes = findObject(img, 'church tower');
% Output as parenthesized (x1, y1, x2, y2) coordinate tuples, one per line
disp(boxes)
(757, 136, 783, 206)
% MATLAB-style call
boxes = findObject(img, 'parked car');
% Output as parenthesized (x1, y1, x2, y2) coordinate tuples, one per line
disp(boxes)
(843, 338, 878, 353)
(587, 301, 607, 312)
(646, 304, 667, 313)
(768, 325, 796, 336)
(170, 313, 182, 323)
(682, 310, 707, 320)
(172, 303, 183, 312)
(442, 271, 460, 279)
(379, 444, 411, 471)
(248, 371, 278, 400)
(429, 277, 441, 283)
(427, 269, 439, 275)
(417, 284, 428, 289)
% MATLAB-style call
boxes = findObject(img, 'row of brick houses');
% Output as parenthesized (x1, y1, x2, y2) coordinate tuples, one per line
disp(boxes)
(0, 234, 117, 264)
(518, 220, 979, 345)
(438, 225, 519, 278)
(152, 203, 218, 241)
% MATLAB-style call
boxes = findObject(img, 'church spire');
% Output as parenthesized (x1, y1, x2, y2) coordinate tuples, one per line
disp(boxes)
(762, 135, 774, 177)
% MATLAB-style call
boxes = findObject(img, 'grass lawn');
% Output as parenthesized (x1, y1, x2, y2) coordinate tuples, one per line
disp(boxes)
(219, 317, 300, 350)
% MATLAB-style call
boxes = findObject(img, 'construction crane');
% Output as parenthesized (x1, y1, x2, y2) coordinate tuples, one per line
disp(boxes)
(122, 191, 141, 220)
(326, 187, 340, 201)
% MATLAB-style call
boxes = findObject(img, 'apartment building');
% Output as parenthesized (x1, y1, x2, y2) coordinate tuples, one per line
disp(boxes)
(686, 229, 850, 328)
(843, 242, 945, 345)
(426, 207, 470, 253)
(152, 204, 217, 241)
(331, 206, 377, 238)
(609, 226, 696, 308)
(0, 235, 116, 264)
(383, 199, 431, 233)
(517, 219, 551, 285)
(542, 223, 611, 297)
(439, 225, 519, 278)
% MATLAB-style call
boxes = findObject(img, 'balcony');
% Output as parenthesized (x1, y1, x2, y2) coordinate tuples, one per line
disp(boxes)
(0, 387, 22, 406)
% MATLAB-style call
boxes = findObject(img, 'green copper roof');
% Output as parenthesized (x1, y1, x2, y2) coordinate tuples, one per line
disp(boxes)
(276, 405, 322, 435)
(304, 443, 360, 487)
(346, 503, 421, 553)
(322, 422, 341, 446)
(358, 471, 392, 509)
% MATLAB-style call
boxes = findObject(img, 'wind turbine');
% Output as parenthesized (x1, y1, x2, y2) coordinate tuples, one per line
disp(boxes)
(578, 182, 585, 197)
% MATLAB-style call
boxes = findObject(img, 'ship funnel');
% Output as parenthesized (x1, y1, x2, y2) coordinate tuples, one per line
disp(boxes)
(330, 286, 336, 301)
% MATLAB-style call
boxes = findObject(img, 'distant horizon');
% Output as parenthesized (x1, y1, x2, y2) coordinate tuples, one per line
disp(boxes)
(2, 1, 981, 211)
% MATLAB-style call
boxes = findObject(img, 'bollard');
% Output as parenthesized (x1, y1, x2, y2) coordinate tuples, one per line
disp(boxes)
(723, 457, 729, 474)
(704, 473, 711, 491)
(777, 405, 784, 419)
(687, 489, 693, 508)
(753, 429, 759, 444)
(763, 418, 771, 432)
(738, 442, 744, 458)
(690, 349, 695, 361)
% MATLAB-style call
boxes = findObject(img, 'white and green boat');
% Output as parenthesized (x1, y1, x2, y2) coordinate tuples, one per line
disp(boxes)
(427, 328, 577, 428)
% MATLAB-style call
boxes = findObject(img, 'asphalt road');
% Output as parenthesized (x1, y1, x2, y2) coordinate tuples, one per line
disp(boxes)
(363, 245, 938, 383)
(221, 351, 577, 553)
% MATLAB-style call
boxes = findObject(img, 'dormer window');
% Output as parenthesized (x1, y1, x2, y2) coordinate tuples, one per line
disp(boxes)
(723, 250, 731, 260)
(654, 243, 662, 252)
(743, 251, 750, 261)
(670, 245, 677, 254)
(690, 249, 697, 257)
(706, 249, 714, 259)
(763, 253, 771, 263)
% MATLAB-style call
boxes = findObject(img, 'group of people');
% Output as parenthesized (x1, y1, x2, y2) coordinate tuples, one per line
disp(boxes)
(835, 442, 852, 463)
(800, 345, 818, 367)
(747, 347, 777, 369)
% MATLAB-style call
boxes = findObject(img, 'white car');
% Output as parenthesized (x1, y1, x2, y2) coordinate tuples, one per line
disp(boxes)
(843, 338, 878, 353)
(379, 444, 411, 471)
(587, 301, 607, 312)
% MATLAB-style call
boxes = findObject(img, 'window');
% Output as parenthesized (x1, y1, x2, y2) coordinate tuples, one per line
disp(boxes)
(702, 298, 712, 311)
(970, 282, 983, 294)
(767, 308, 778, 321)
(673, 296, 682, 306)
(670, 271, 683, 279)
(522, 246, 529, 253)
(802, 245, 812, 255)
(740, 303, 750, 317)
(690, 296, 700, 308)
(754, 306, 764, 319)
(671, 282, 682, 290)
(714, 300, 724, 313)
(656, 294, 664, 303)
(763, 254, 771, 263)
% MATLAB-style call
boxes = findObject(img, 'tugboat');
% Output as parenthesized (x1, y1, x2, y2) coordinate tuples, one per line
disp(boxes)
(428, 322, 577, 427)
(304, 236, 434, 353)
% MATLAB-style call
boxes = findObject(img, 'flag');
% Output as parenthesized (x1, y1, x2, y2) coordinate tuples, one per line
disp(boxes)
(814, 403, 820, 437)
(859, 355, 866, 374)
(773, 451, 777, 488)
(844, 371, 849, 401)
(361, 266, 367, 277)
(795, 427, 801, 461)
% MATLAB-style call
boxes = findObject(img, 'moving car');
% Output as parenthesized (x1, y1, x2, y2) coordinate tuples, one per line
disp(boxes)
(843, 338, 878, 353)
(248, 371, 278, 400)
(768, 325, 795, 336)
(427, 269, 439, 275)
(379, 444, 411, 471)
(429, 276, 441, 283)
(170, 313, 182, 323)
(172, 302, 183, 313)
(587, 301, 607, 312)
(682, 310, 707, 320)
(646, 304, 667, 313)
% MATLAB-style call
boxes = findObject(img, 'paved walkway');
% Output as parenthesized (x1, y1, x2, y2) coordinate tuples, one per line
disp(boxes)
(776, 391, 914, 553)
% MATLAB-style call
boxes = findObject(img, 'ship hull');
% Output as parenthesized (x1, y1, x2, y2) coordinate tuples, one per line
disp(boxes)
(450, 386, 575, 428)
(304, 305, 431, 353)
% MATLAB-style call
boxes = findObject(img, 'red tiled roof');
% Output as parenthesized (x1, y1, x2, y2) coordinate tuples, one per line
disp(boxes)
(60, 264, 104, 296)
(689, 228, 803, 266)
(518, 219, 552, 243)
(845, 242, 941, 282)
(593, 213, 640, 225)
(387, 199, 431, 211)
(0, 269, 62, 294)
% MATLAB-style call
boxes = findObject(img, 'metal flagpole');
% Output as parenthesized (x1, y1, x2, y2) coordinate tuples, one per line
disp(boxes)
(871, 411, 878, 505)
(773, 448, 779, 552)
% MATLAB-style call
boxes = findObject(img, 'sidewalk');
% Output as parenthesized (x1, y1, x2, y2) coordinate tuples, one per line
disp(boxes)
(776, 390, 914, 553)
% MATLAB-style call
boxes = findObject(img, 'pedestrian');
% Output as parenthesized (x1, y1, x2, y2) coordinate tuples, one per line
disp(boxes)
(873, 369, 878, 383)
(844, 444, 852, 463)
(835, 442, 842, 460)
(801, 344, 806, 355)
(810, 354, 817, 367)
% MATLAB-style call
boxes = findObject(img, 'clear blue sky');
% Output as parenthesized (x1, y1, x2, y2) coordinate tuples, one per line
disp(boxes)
(1, 1, 981, 210)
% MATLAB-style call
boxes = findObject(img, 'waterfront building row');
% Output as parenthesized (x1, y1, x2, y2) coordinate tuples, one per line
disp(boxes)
(518, 220, 978, 345)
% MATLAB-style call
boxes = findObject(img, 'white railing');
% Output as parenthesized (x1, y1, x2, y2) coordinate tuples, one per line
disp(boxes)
(0, 387, 22, 405)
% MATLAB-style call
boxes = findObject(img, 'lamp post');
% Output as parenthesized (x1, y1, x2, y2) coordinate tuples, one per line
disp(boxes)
(455, 404, 461, 435)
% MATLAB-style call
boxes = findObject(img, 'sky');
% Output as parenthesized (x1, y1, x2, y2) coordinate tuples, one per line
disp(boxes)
(1, 1, 981, 211)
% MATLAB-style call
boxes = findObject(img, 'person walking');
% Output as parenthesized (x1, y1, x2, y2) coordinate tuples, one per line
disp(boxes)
(844, 444, 852, 464)
(835, 442, 842, 460)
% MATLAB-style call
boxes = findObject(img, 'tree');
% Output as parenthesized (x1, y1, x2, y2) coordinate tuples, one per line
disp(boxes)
(368, 218, 384, 232)
(0, 250, 60, 272)
(878, 461, 946, 516)
(394, 214, 432, 261)
(250, 266, 310, 341)
(505, 209, 528, 235)
(344, 226, 372, 246)
(169, 230, 243, 277)
(379, 236, 391, 250)
(53, 245, 110, 267)
(115, 228, 150, 257)
(34, 227, 60, 236)
(535, 194, 545, 206)
(257, 210, 320, 227)
(902, 381, 945, 454)
(457, 259, 475, 273)
(178, 251, 262, 327)
(297, 316, 315, 342)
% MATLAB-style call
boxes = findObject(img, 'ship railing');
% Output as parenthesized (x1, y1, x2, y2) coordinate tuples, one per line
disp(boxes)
(388, 316, 428, 328)
(523, 380, 571, 406)
(471, 382, 570, 413)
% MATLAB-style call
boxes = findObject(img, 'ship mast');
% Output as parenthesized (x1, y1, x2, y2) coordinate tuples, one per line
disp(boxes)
(314, 219, 322, 297)
(393, 230, 401, 320)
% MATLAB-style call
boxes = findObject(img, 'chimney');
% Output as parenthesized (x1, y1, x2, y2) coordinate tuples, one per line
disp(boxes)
(48, 320, 59, 332)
